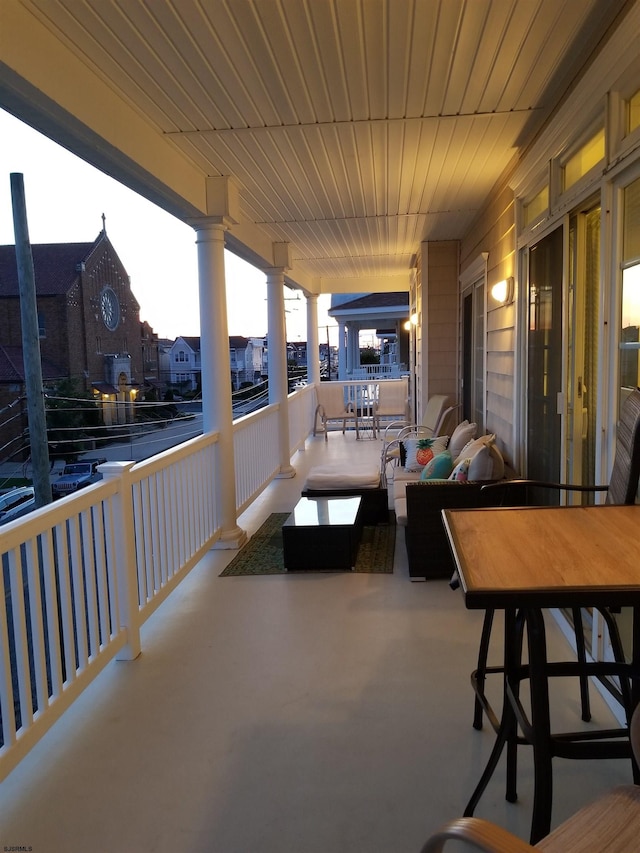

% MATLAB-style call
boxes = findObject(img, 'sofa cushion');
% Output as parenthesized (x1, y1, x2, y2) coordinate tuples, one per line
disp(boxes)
(392, 467, 422, 483)
(403, 435, 449, 472)
(303, 463, 380, 490)
(420, 450, 454, 480)
(448, 420, 477, 458)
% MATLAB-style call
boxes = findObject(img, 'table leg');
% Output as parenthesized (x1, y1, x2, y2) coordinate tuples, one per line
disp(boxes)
(505, 608, 527, 803)
(633, 604, 640, 784)
(523, 608, 553, 845)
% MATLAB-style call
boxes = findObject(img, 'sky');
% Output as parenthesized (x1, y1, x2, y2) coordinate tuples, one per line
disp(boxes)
(0, 108, 334, 343)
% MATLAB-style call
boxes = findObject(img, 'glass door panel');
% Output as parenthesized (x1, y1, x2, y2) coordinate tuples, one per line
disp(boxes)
(566, 207, 600, 497)
(527, 226, 564, 502)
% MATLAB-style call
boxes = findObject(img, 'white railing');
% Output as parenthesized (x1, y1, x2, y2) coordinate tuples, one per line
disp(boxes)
(0, 429, 225, 781)
(349, 364, 408, 378)
(288, 384, 317, 454)
(0, 383, 367, 781)
(233, 406, 281, 515)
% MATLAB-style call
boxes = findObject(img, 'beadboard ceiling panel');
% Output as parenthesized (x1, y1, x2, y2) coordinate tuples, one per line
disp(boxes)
(12, 0, 631, 285)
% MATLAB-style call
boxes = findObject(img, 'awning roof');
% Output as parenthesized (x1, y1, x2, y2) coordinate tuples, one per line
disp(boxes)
(92, 382, 118, 395)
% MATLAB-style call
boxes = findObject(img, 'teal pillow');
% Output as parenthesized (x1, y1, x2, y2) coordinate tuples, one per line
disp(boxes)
(420, 450, 454, 480)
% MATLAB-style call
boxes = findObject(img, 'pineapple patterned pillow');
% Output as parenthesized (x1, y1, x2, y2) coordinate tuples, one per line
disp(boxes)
(402, 435, 449, 472)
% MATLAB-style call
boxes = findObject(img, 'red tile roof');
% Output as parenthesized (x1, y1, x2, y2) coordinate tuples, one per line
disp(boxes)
(0, 240, 99, 297)
(0, 345, 66, 382)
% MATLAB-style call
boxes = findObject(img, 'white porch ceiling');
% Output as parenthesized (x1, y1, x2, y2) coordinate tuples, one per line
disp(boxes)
(0, 0, 632, 290)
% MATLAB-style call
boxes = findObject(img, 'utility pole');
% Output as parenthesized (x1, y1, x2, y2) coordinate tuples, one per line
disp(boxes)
(11, 173, 51, 507)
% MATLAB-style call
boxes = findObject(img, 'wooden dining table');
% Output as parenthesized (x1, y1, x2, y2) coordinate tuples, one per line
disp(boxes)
(442, 503, 640, 844)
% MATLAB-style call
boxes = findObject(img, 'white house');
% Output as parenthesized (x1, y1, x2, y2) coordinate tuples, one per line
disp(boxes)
(229, 336, 266, 389)
(168, 336, 201, 391)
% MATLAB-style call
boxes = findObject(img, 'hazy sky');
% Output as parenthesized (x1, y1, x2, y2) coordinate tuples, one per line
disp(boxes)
(0, 108, 333, 342)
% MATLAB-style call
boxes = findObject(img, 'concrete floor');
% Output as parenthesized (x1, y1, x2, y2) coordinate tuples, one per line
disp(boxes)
(0, 431, 632, 853)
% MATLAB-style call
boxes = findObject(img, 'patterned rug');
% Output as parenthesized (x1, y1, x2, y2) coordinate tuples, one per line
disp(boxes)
(219, 511, 396, 576)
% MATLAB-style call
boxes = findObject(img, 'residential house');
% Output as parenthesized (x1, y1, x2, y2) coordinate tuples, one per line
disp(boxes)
(230, 336, 265, 389)
(329, 292, 410, 378)
(286, 341, 307, 366)
(169, 335, 201, 392)
(169, 335, 267, 392)
(140, 320, 161, 394)
(156, 337, 174, 391)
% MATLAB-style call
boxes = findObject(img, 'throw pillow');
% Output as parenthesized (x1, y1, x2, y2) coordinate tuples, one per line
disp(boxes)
(453, 433, 496, 468)
(468, 445, 494, 481)
(420, 450, 454, 480)
(488, 444, 505, 480)
(403, 435, 449, 472)
(448, 420, 478, 458)
(449, 458, 470, 482)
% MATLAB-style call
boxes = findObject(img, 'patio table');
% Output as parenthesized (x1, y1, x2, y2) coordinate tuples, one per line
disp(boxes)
(442, 503, 640, 844)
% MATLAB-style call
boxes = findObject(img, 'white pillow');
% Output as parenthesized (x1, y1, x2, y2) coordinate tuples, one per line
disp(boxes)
(465, 443, 505, 481)
(448, 420, 477, 458)
(453, 433, 496, 468)
(468, 445, 494, 481)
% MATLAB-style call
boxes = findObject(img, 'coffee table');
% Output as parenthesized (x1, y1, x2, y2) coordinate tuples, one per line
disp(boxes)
(282, 496, 362, 571)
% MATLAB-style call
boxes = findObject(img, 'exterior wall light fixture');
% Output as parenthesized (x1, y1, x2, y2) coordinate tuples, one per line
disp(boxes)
(491, 277, 514, 306)
(403, 313, 419, 331)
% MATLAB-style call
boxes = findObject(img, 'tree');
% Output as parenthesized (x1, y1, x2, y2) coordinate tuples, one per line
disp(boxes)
(359, 346, 380, 365)
(45, 379, 102, 461)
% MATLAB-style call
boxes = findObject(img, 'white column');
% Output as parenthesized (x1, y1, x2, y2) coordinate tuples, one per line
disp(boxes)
(306, 294, 320, 385)
(346, 324, 358, 374)
(338, 322, 347, 380)
(191, 217, 246, 549)
(267, 269, 295, 478)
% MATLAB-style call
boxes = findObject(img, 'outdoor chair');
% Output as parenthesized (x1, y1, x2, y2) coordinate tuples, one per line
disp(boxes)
(380, 395, 457, 482)
(419, 702, 640, 852)
(371, 378, 409, 436)
(313, 382, 359, 440)
(471, 387, 640, 733)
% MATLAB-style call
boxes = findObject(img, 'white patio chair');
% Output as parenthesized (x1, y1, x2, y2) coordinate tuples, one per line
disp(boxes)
(313, 383, 359, 440)
(371, 378, 409, 437)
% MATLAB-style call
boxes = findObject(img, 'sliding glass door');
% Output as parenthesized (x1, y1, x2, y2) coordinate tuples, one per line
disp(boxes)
(527, 227, 563, 499)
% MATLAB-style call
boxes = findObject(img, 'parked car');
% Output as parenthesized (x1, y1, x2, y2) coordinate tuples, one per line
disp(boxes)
(51, 457, 107, 497)
(0, 485, 35, 523)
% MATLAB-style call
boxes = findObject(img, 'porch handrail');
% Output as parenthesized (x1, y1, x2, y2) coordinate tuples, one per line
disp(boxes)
(0, 383, 344, 782)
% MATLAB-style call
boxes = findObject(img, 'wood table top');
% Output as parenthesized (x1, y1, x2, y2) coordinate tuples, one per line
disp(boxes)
(442, 503, 640, 609)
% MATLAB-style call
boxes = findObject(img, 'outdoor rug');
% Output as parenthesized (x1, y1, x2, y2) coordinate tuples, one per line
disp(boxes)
(219, 512, 396, 576)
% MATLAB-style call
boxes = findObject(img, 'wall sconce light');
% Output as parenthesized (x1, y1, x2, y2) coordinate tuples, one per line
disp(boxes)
(403, 313, 418, 331)
(491, 277, 514, 306)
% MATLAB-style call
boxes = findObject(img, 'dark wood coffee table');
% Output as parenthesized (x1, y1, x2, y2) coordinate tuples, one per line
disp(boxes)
(282, 496, 362, 571)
